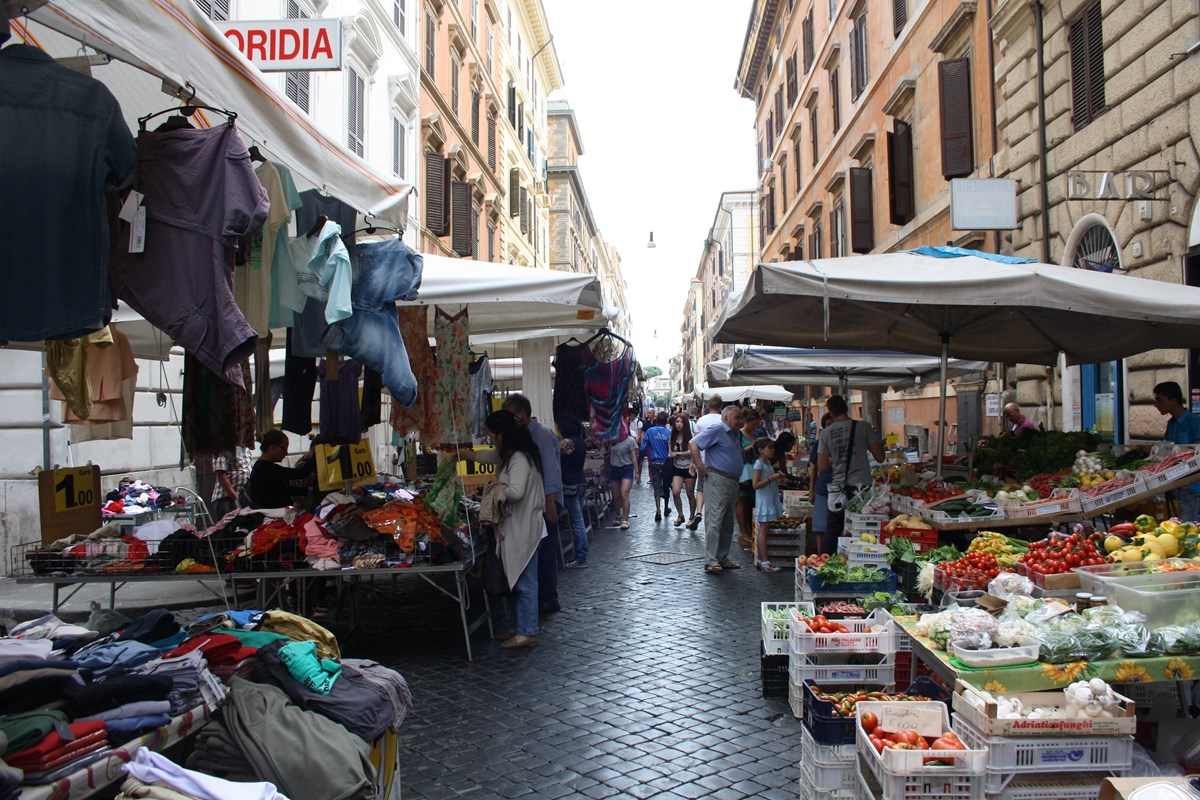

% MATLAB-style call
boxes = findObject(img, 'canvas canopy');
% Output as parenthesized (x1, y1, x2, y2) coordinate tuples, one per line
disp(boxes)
(718, 347, 988, 391)
(694, 384, 793, 404)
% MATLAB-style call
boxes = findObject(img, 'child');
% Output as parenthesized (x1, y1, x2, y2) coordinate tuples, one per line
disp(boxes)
(752, 437, 784, 572)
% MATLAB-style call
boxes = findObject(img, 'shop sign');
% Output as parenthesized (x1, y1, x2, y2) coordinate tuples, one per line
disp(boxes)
(38, 465, 101, 545)
(1066, 170, 1158, 200)
(950, 179, 1017, 230)
(217, 19, 343, 72)
(316, 439, 375, 491)
(456, 447, 498, 478)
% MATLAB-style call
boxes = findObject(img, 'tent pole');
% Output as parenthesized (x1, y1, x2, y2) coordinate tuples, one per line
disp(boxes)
(41, 351, 51, 471)
(936, 335, 949, 479)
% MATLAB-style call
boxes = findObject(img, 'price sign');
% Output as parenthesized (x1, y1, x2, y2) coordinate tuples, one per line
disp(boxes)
(38, 465, 102, 544)
(876, 704, 944, 738)
(455, 447, 498, 478)
(316, 439, 376, 491)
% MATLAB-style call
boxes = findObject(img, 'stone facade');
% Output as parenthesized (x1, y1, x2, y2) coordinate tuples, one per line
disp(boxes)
(991, 0, 1200, 440)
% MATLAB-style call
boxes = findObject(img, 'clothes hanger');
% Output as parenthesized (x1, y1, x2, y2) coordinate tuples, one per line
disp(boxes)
(352, 213, 403, 238)
(248, 144, 266, 163)
(306, 213, 329, 239)
(138, 83, 237, 131)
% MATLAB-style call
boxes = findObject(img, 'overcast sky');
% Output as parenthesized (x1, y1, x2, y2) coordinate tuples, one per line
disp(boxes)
(541, 0, 757, 372)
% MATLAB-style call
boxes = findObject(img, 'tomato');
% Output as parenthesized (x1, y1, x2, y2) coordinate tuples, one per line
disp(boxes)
(893, 730, 920, 746)
(932, 736, 967, 752)
(915, 737, 930, 750)
(861, 712, 878, 734)
(892, 743, 916, 750)
(812, 616, 828, 628)
(870, 736, 885, 754)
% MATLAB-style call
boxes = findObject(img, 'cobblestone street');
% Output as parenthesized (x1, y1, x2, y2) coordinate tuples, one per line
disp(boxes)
(339, 481, 805, 799)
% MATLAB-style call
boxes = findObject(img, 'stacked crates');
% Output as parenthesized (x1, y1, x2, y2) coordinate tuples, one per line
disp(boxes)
(788, 609, 897, 720)
(855, 701, 986, 800)
(761, 602, 812, 698)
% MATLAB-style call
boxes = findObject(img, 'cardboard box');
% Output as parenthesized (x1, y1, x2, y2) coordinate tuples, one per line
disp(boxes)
(954, 680, 1137, 737)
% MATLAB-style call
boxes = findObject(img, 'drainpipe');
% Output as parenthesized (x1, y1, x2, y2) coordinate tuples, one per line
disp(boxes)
(1032, 0, 1052, 265)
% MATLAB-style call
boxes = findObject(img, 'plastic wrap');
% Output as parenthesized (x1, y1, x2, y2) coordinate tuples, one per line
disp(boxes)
(1114, 622, 1160, 658)
(988, 571, 1035, 601)
(950, 630, 994, 651)
(951, 607, 998, 643)
(994, 619, 1038, 647)
(1003, 596, 1046, 621)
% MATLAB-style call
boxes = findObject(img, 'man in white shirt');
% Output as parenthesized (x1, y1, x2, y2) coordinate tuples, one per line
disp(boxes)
(687, 395, 724, 530)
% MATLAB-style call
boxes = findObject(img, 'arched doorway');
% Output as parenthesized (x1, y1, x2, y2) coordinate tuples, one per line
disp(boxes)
(1064, 215, 1124, 442)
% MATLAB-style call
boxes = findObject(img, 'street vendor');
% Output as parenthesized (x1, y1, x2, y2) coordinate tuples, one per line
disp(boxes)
(1002, 403, 1037, 435)
(247, 429, 317, 509)
(1152, 380, 1200, 522)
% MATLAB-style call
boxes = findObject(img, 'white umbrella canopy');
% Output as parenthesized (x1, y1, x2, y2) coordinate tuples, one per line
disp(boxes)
(713, 247, 1200, 366)
(726, 347, 989, 391)
(706, 357, 734, 386)
(695, 383, 793, 404)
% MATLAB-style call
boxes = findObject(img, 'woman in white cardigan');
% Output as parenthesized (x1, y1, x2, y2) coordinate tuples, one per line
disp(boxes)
(456, 410, 546, 649)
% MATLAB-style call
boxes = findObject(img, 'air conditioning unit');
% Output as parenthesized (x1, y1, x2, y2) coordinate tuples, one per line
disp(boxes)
(762, 158, 774, 173)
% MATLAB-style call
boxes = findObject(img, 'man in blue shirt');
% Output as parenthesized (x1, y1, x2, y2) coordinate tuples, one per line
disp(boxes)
(640, 411, 673, 522)
(689, 405, 746, 573)
(1153, 381, 1200, 523)
(503, 394, 564, 614)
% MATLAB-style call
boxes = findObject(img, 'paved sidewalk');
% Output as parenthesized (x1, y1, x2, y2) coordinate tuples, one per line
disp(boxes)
(349, 481, 805, 799)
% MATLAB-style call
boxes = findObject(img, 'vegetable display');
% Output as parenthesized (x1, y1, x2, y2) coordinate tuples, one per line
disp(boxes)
(965, 531, 1027, 567)
(1018, 531, 1107, 574)
(861, 713, 967, 762)
(793, 615, 851, 634)
(813, 559, 887, 586)
(807, 687, 939, 718)
(938, 552, 1003, 591)
(819, 601, 867, 616)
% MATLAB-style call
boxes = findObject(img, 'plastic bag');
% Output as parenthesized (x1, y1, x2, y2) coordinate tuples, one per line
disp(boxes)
(1152, 625, 1197, 655)
(1001, 595, 1045, 621)
(949, 630, 994, 651)
(1128, 742, 1187, 777)
(994, 619, 1038, 647)
(1114, 622, 1160, 658)
(1081, 604, 1142, 627)
(951, 608, 997, 646)
(988, 572, 1035, 601)
(1037, 629, 1086, 663)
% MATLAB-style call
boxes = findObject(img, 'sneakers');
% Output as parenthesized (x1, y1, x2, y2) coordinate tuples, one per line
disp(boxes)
(564, 560, 589, 569)
(757, 561, 780, 573)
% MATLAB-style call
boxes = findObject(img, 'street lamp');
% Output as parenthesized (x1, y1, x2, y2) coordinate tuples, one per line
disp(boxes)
(647, 231, 656, 249)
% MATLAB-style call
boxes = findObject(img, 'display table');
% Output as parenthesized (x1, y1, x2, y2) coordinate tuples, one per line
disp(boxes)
(18, 705, 211, 800)
(896, 617, 1200, 692)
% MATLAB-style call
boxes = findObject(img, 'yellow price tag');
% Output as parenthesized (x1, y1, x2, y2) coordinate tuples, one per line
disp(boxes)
(316, 439, 376, 491)
(455, 447, 498, 478)
(53, 467, 98, 513)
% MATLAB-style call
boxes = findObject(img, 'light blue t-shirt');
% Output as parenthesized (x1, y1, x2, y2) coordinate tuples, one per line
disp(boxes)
(1165, 410, 1200, 496)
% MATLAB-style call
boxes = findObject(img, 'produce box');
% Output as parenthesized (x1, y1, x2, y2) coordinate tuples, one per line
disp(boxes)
(806, 567, 899, 595)
(846, 541, 891, 567)
(879, 523, 940, 553)
(1106, 571, 1200, 628)
(855, 700, 986, 800)
(1001, 489, 1081, 519)
(789, 609, 895, 656)
(1015, 559, 1081, 591)
(789, 651, 897, 688)
(760, 642, 788, 698)
(1138, 447, 1200, 491)
(1073, 559, 1200, 597)
(989, 774, 1112, 800)
(1079, 475, 1146, 513)
(848, 511, 891, 536)
(762, 601, 813, 656)
(948, 639, 1040, 668)
(801, 679, 942, 746)
(800, 723, 857, 791)
(952, 715, 1133, 795)
(951, 681, 1137, 737)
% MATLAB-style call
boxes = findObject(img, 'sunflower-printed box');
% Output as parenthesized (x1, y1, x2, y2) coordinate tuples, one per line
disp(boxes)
(952, 680, 1137, 737)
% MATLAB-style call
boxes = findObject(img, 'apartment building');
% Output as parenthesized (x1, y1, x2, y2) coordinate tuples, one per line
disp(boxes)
(991, 0, 1200, 440)
(417, 0, 561, 263)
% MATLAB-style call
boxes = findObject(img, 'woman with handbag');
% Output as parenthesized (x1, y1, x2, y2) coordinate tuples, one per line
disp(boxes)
(735, 408, 762, 552)
(452, 410, 546, 649)
(668, 413, 697, 527)
(817, 395, 885, 556)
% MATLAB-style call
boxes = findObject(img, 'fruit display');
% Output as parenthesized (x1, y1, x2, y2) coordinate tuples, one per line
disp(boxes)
(1018, 531, 1107, 575)
(771, 515, 807, 530)
(1103, 516, 1200, 562)
(891, 481, 961, 505)
(793, 614, 852, 634)
(797, 552, 835, 568)
(884, 514, 933, 531)
(966, 531, 1027, 567)
(861, 713, 967, 760)
(937, 552, 1004, 591)
(1079, 473, 1135, 497)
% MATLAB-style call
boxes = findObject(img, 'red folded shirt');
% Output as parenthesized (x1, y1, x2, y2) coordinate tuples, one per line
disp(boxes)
(164, 633, 241, 666)
(6, 722, 106, 766)
(8, 730, 108, 771)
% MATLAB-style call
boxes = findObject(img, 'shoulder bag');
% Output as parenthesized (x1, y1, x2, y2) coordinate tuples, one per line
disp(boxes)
(827, 421, 857, 513)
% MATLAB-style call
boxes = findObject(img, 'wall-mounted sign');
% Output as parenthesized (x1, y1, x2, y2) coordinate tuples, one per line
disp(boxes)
(218, 19, 343, 72)
(950, 179, 1017, 230)
(1067, 170, 1160, 200)
(38, 465, 101, 545)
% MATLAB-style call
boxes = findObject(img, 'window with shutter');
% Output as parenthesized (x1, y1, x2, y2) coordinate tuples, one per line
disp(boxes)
(803, 12, 814, 73)
(471, 88, 480, 144)
(850, 166, 874, 253)
(793, 132, 803, 188)
(757, 136, 764, 173)
(471, 0, 478, 41)
(519, 186, 529, 233)
(780, 162, 787, 208)
(487, 114, 497, 171)
(425, 151, 447, 235)
(767, 189, 776, 232)
(470, 205, 479, 259)
(442, 158, 453, 235)
(451, 181, 472, 256)
(425, 11, 436, 76)
(450, 57, 460, 117)
(1069, 2, 1106, 128)
(487, 221, 496, 261)
(830, 204, 844, 258)
(347, 66, 365, 157)
(812, 220, 823, 259)
(887, 120, 915, 224)
(392, 116, 406, 178)
(507, 83, 516, 127)
(509, 169, 519, 216)
(394, 0, 406, 34)
(766, 114, 775, 154)
(786, 55, 798, 106)
(775, 88, 784, 135)
(193, 0, 229, 20)
(810, 105, 819, 164)
(831, 68, 841, 133)
(850, 13, 868, 100)
(486, 28, 493, 75)
(938, 57, 974, 179)
(517, 102, 524, 141)
(893, 0, 907, 37)
(286, 1, 311, 113)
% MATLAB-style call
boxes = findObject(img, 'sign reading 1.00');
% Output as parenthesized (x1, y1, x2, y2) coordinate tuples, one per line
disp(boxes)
(54, 467, 97, 513)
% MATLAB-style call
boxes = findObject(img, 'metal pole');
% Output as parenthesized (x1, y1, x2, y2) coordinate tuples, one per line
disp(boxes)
(936, 335, 949, 479)
(41, 351, 51, 470)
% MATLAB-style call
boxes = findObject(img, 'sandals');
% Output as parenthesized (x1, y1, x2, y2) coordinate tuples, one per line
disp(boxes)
(704, 563, 723, 574)
(720, 561, 742, 570)
(619, 521, 629, 530)
(757, 561, 780, 573)
(673, 516, 685, 527)
(685, 514, 702, 531)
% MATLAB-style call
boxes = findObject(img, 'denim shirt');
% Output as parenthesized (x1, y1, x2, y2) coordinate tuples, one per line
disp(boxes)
(0, 45, 135, 342)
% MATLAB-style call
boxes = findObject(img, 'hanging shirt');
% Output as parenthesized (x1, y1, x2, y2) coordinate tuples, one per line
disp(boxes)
(234, 160, 294, 336)
(284, 221, 352, 324)
(0, 44, 136, 342)
(265, 163, 305, 330)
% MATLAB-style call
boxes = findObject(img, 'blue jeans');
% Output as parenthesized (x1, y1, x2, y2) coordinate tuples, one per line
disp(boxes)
(322, 238, 423, 405)
(538, 511, 560, 605)
(510, 555, 539, 636)
(564, 486, 588, 563)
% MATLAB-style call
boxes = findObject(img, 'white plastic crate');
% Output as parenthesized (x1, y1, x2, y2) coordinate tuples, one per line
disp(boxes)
(855, 701, 986, 800)
(763, 601, 815, 656)
(1078, 475, 1145, 513)
(894, 628, 912, 653)
(802, 726, 857, 792)
(845, 541, 891, 568)
(790, 609, 895, 656)
(986, 774, 1110, 800)
(848, 511, 890, 536)
(951, 717, 1132, 795)
(789, 679, 805, 719)
(789, 652, 896, 686)
(1001, 489, 1081, 520)
(801, 774, 861, 800)
(1140, 449, 1200, 490)
(918, 505, 1005, 524)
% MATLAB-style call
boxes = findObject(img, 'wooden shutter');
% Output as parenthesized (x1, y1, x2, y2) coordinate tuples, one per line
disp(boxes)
(471, 88, 480, 144)
(509, 169, 519, 216)
(831, 68, 840, 132)
(803, 13, 814, 72)
(519, 186, 529, 233)
(810, 105, 819, 163)
(1085, 4, 1105, 117)
(1070, 3, 1105, 127)
(487, 114, 496, 170)
(425, 151, 447, 236)
(786, 56, 798, 106)
(451, 181, 472, 256)
(888, 121, 915, 224)
(849, 25, 861, 99)
(347, 67, 364, 157)
(850, 167, 874, 254)
(470, 205, 480, 259)
(392, 117, 404, 178)
(893, 0, 907, 37)
(856, 15, 869, 96)
(766, 189, 776, 232)
(507, 82, 516, 126)
(442, 158, 453, 237)
(775, 88, 784, 134)
(938, 58, 974, 179)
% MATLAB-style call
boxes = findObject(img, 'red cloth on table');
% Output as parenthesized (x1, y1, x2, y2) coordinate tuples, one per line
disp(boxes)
(7, 730, 108, 771)
(5, 721, 105, 766)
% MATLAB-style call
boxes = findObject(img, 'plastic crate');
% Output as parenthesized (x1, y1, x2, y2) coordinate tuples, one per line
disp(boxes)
(806, 568, 899, 595)
(762, 642, 789, 699)
(846, 541, 892, 568)
(789, 652, 897, 687)
(802, 679, 892, 746)
(1073, 559, 1200, 596)
(789, 679, 806, 719)
(1001, 489, 1081, 520)
(848, 511, 891, 536)
(985, 774, 1110, 800)
(800, 773, 860, 800)
(1106, 571, 1200, 629)
(790, 610, 895, 656)
(879, 524, 940, 554)
(1079, 475, 1146, 513)
(856, 701, 986, 800)
(951, 716, 1132, 795)
(763, 601, 815, 656)
(1014, 559, 1081, 592)
(801, 726, 857, 792)
(918, 505, 1005, 525)
(1139, 449, 1200, 490)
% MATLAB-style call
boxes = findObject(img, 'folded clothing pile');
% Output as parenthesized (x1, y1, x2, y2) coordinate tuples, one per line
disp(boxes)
(119, 747, 288, 800)
(4, 720, 110, 785)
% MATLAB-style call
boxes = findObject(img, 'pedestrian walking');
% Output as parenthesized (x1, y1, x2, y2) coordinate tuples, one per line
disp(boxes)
(687, 395, 723, 530)
(689, 405, 745, 574)
(640, 411, 672, 521)
(817, 395, 885, 555)
(751, 438, 784, 572)
(608, 431, 638, 530)
(668, 413, 697, 527)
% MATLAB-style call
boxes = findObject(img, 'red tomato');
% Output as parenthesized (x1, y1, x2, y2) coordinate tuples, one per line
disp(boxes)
(870, 736, 885, 754)
(893, 730, 920, 746)
(861, 712, 878, 734)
